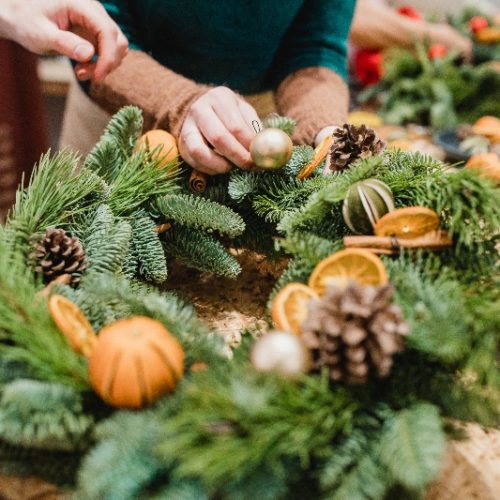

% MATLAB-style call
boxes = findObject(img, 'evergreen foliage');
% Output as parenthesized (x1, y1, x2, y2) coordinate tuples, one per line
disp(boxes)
(156, 369, 358, 494)
(262, 114, 296, 136)
(0, 379, 94, 451)
(129, 213, 168, 284)
(163, 227, 242, 279)
(0, 233, 89, 390)
(155, 193, 245, 238)
(6, 151, 107, 253)
(83, 205, 132, 276)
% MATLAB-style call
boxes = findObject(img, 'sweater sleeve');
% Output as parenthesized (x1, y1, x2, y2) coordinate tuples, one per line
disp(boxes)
(271, 0, 356, 83)
(89, 50, 211, 136)
(275, 66, 349, 145)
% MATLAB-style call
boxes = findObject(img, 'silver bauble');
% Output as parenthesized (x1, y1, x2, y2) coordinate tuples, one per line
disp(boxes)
(250, 128, 293, 170)
(251, 331, 311, 378)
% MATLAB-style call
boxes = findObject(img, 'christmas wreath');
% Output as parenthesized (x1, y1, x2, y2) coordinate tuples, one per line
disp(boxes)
(0, 107, 498, 499)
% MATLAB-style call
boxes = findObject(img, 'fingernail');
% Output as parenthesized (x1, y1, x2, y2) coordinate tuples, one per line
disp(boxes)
(76, 69, 90, 81)
(74, 44, 93, 61)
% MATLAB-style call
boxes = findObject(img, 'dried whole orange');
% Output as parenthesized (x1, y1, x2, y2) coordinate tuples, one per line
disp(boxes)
(89, 316, 184, 409)
(374, 207, 440, 239)
(271, 283, 318, 335)
(135, 129, 179, 167)
(465, 153, 500, 182)
(309, 249, 388, 295)
(48, 295, 96, 357)
(297, 135, 334, 180)
(472, 116, 500, 143)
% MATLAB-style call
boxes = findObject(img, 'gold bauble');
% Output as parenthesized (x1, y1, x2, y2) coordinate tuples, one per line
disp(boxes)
(250, 128, 293, 170)
(251, 331, 311, 378)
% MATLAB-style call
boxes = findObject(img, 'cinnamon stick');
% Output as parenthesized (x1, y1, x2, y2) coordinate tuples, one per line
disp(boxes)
(188, 169, 208, 193)
(155, 223, 172, 234)
(344, 230, 452, 254)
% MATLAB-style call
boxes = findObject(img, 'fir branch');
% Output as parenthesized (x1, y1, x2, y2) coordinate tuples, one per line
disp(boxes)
(0, 235, 89, 389)
(277, 232, 342, 265)
(84, 106, 143, 183)
(163, 227, 241, 279)
(386, 255, 471, 363)
(155, 193, 245, 238)
(156, 370, 358, 492)
(378, 403, 445, 492)
(107, 151, 179, 216)
(83, 205, 132, 276)
(6, 151, 108, 253)
(283, 145, 315, 177)
(77, 410, 167, 500)
(129, 214, 168, 284)
(414, 169, 500, 254)
(228, 171, 265, 202)
(75, 273, 223, 364)
(262, 114, 296, 136)
(0, 379, 94, 451)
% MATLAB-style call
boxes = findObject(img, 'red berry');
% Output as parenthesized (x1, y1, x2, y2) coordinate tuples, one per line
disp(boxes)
(397, 6, 422, 21)
(428, 44, 448, 59)
(469, 16, 489, 33)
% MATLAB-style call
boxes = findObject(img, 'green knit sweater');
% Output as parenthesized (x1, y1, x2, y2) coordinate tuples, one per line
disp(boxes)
(101, 0, 355, 94)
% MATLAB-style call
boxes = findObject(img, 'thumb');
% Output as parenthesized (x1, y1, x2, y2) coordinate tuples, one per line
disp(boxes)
(48, 28, 96, 62)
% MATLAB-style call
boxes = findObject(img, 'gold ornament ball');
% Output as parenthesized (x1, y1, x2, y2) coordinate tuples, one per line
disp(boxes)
(250, 128, 293, 170)
(251, 331, 311, 378)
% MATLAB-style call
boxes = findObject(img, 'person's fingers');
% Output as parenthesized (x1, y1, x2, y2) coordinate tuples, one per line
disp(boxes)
(180, 117, 233, 175)
(211, 94, 256, 150)
(66, 0, 128, 82)
(44, 25, 95, 61)
(192, 102, 252, 169)
(74, 61, 96, 81)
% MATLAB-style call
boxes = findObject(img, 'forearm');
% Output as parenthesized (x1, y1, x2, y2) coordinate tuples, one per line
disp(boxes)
(89, 50, 211, 136)
(350, 0, 428, 50)
(275, 67, 349, 145)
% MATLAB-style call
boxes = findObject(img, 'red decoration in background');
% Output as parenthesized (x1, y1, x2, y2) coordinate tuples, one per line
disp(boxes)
(0, 41, 48, 220)
(468, 16, 489, 34)
(396, 6, 422, 21)
(428, 44, 448, 59)
(354, 49, 384, 86)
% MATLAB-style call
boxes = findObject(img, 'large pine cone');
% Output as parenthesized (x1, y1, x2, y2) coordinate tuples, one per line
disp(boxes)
(302, 282, 409, 384)
(329, 124, 386, 172)
(30, 228, 87, 284)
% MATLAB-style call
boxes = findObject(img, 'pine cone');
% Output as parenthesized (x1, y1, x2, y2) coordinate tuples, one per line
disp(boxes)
(30, 228, 87, 284)
(302, 281, 409, 384)
(329, 124, 386, 172)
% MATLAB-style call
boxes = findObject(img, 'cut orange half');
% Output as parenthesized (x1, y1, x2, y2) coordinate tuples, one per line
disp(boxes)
(374, 206, 440, 239)
(48, 295, 97, 358)
(272, 283, 318, 335)
(297, 135, 333, 180)
(309, 249, 388, 295)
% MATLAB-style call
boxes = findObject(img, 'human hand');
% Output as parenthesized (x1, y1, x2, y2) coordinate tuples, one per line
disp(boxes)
(0, 0, 128, 83)
(426, 23, 473, 60)
(179, 87, 260, 175)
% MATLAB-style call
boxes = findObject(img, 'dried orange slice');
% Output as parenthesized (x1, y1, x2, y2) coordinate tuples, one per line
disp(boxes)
(272, 283, 318, 335)
(374, 207, 440, 239)
(309, 249, 388, 295)
(48, 295, 96, 357)
(297, 135, 333, 180)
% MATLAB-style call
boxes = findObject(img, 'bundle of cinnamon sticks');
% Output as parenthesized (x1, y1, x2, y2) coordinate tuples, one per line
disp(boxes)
(344, 230, 452, 255)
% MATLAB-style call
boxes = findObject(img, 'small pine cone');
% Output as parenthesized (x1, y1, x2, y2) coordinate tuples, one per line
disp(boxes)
(302, 282, 409, 385)
(329, 124, 386, 172)
(29, 228, 87, 285)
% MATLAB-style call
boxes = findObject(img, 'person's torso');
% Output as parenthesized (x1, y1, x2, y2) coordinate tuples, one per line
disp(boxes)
(128, 0, 306, 93)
